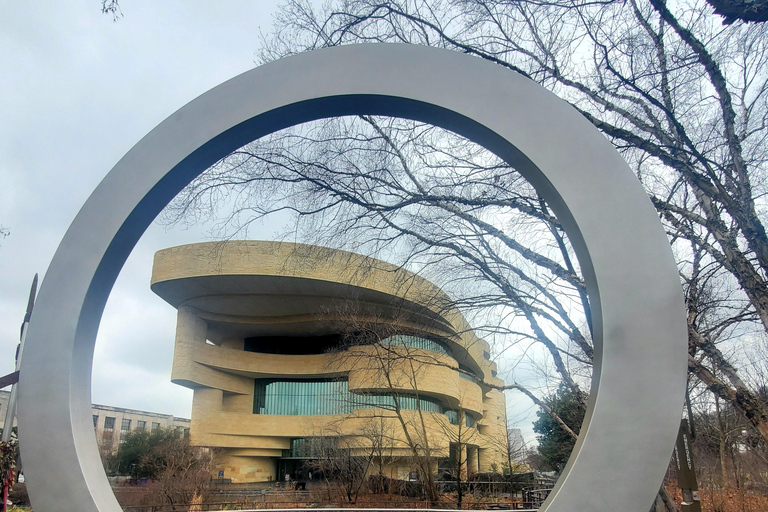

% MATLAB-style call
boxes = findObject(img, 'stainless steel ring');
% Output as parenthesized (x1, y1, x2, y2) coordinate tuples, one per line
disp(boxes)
(19, 43, 687, 512)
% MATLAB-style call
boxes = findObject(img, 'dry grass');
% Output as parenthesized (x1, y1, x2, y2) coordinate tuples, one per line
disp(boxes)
(666, 481, 768, 512)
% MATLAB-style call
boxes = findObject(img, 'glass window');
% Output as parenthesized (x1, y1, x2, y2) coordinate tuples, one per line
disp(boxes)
(483, 351, 491, 360)
(104, 416, 115, 430)
(254, 378, 352, 416)
(353, 393, 443, 414)
(284, 437, 336, 458)
(253, 378, 452, 420)
(136, 420, 146, 430)
(183, 428, 190, 437)
(383, 335, 452, 357)
(121, 418, 131, 432)
(151, 422, 160, 431)
(458, 364, 478, 382)
(93, 415, 99, 428)
(445, 410, 475, 427)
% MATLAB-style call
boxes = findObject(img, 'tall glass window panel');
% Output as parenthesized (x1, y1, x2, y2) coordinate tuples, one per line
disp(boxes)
(253, 377, 456, 420)
(382, 335, 452, 358)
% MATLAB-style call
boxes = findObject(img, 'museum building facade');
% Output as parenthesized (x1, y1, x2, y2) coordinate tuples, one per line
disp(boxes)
(151, 241, 508, 483)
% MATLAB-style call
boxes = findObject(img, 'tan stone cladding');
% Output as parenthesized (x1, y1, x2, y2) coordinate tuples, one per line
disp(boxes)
(152, 241, 508, 483)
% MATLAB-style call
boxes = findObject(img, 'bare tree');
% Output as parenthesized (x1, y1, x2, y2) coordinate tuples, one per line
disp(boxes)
(294, 300, 505, 503)
(253, 0, 768, 442)
(705, 0, 768, 24)
(166, 0, 768, 445)
(100, 0, 121, 22)
(360, 417, 399, 493)
(165, 113, 594, 417)
(333, 327, 450, 503)
(434, 406, 482, 508)
(139, 433, 215, 509)
(300, 431, 375, 503)
(505, 426, 528, 473)
(161, 3, 768, 510)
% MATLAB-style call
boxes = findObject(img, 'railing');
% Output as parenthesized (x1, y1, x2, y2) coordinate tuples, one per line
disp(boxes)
(122, 507, 538, 512)
(117, 481, 549, 511)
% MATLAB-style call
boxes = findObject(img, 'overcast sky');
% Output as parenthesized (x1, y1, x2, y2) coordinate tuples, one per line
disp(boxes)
(1, 0, 539, 444)
(0, 0, 288, 415)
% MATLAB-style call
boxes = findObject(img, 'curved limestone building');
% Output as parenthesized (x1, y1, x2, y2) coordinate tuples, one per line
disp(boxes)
(151, 241, 508, 483)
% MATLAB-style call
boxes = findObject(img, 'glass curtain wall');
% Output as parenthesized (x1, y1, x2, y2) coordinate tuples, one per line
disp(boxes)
(382, 335, 452, 357)
(253, 378, 471, 424)
(444, 410, 477, 427)
(245, 333, 488, 390)
(253, 379, 350, 416)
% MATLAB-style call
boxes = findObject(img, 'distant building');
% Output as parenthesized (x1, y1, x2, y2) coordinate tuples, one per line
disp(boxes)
(0, 390, 14, 432)
(91, 403, 190, 456)
(508, 427, 525, 455)
(151, 241, 508, 483)
(0, 390, 190, 456)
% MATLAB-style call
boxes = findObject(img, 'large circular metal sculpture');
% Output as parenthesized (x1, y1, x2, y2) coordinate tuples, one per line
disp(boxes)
(18, 44, 687, 512)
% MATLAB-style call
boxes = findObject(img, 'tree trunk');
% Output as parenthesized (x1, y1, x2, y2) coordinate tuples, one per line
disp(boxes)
(689, 356, 768, 444)
(715, 394, 730, 487)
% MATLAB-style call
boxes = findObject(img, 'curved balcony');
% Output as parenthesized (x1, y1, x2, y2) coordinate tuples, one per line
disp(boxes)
(177, 341, 486, 417)
(346, 346, 483, 416)
(194, 408, 459, 454)
(193, 342, 342, 378)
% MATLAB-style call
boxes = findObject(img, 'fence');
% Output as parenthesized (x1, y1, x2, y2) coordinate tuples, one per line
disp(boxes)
(122, 507, 538, 512)
(116, 479, 551, 511)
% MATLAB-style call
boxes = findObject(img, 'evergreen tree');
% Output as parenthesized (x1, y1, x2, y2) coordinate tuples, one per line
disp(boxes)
(532, 385, 586, 473)
(112, 427, 183, 478)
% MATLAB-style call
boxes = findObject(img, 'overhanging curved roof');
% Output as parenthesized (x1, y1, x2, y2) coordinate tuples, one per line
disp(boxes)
(150, 241, 498, 381)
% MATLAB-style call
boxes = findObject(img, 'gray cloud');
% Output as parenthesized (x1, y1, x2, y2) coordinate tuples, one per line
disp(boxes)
(1, 0, 540, 447)
(1, 0, 283, 419)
